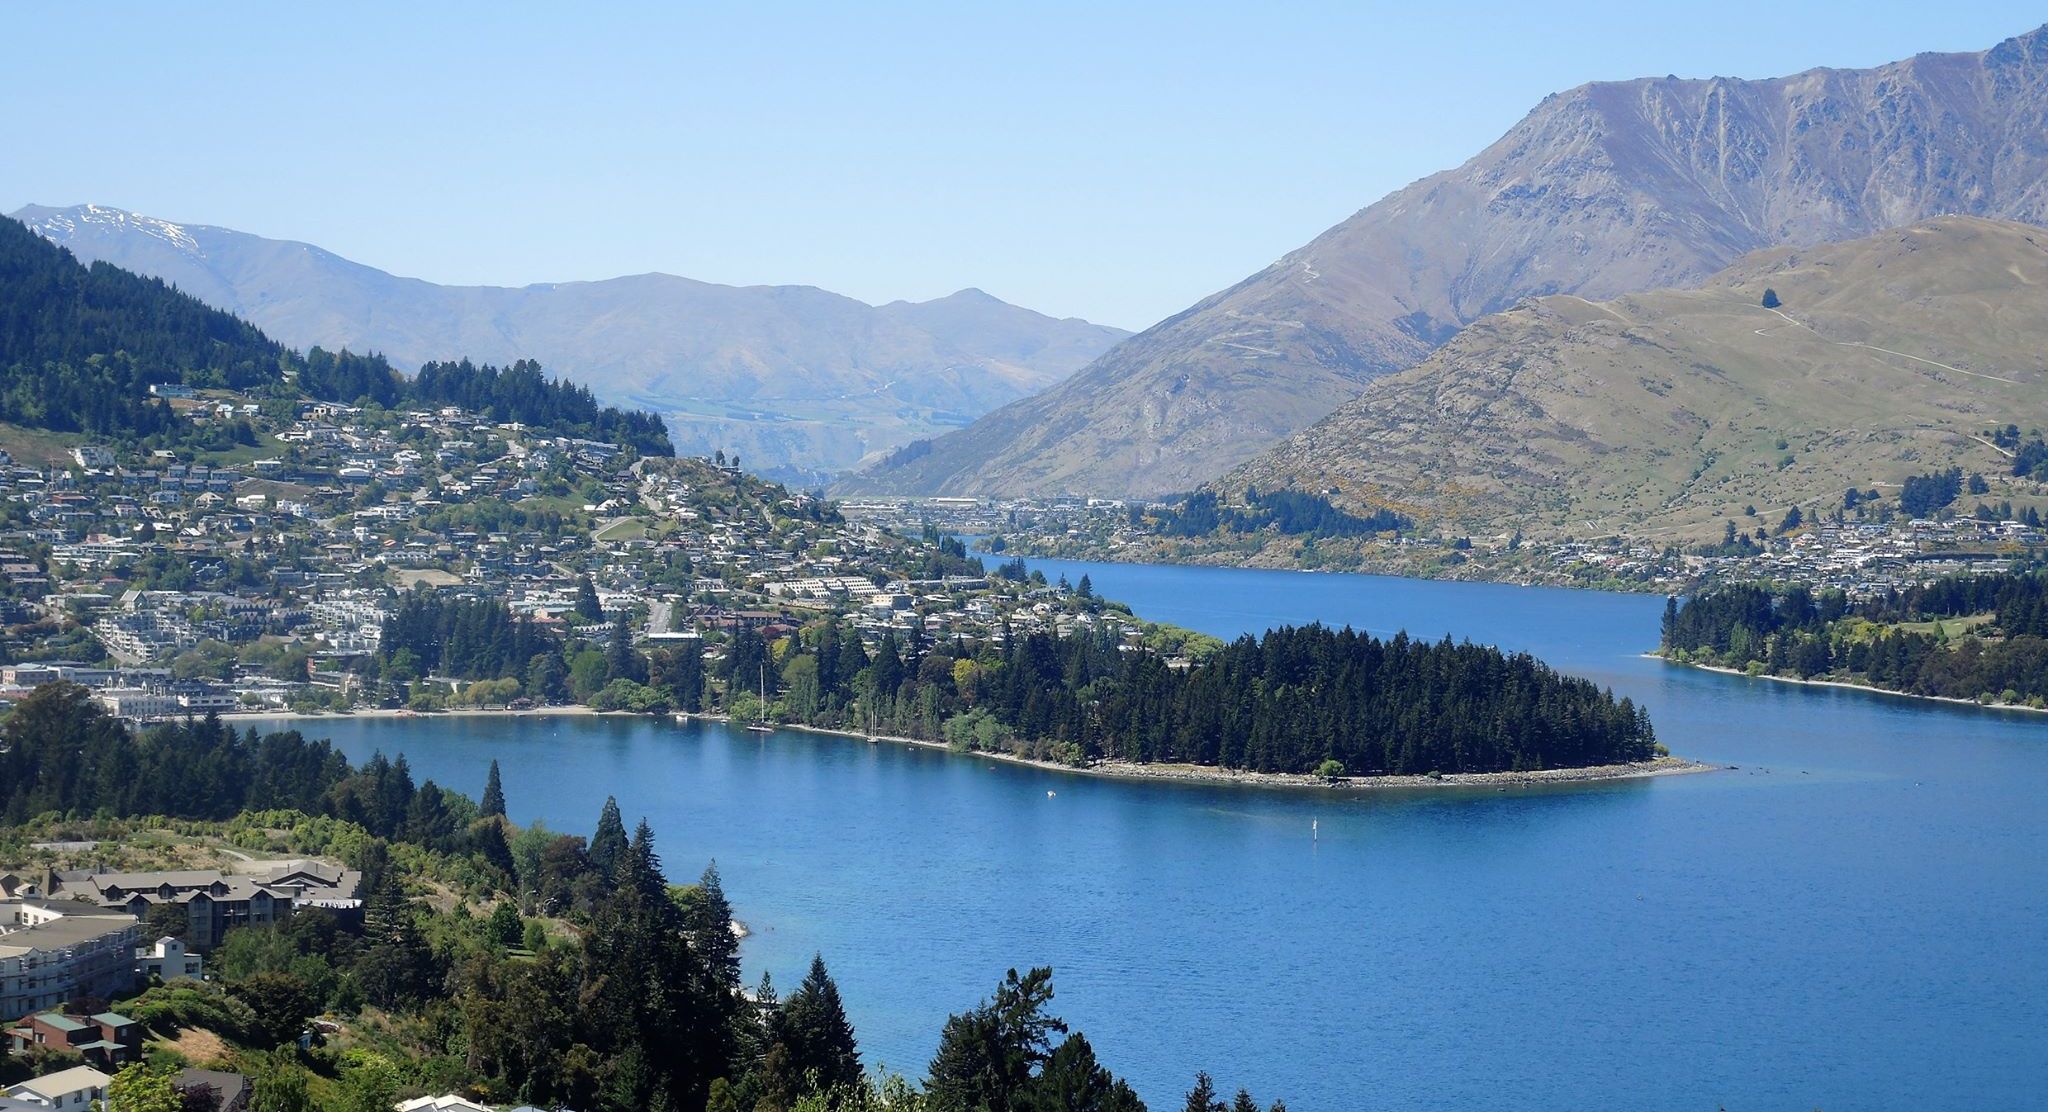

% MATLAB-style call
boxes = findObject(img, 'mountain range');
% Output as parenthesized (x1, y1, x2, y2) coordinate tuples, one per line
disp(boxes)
(12, 204, 1128, 484)
(1231, 216, 2048, 539)
(847, 24, 2048, 498)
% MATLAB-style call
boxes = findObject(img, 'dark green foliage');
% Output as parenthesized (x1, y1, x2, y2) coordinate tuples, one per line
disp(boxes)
(1182, 1074, 1222, 1112)
(379, 590, 560, 682)
(1665, 571, 2048, 700)
(1019, 1034, 1146, 1112)
(1150, 489, 1409, 540)
(773, 954, 861, 1096)
(926, 968, 1072, 1112)
(411, 359, 673, 455)
(0, 685, 351, 825)
(481, 760, 507, 818)
(681, 862, 742, 992)
(574, 576, 603, 621)
(298, 346, 404, 407)
(1899, 468, 1963, 518)
(226, 971, 319, 1049)
(775, 622, 1655, 775)
(0, 216, 284, 438)
(590, 797, 629, 878)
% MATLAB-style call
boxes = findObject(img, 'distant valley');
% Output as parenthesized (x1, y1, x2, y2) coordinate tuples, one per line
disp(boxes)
(14, 203, 1128, 484)
(849, 24, 2048, 499)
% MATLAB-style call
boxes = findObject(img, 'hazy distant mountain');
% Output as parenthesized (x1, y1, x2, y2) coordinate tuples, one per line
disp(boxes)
(13, 204, 1128, 484)
(847, 24, 2048, 498)
(1232, 216, 2048, 539)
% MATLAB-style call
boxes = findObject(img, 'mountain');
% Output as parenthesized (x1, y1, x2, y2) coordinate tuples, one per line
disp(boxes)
(1228, 216, 2048, 539)
(847, 24, 2048, 497)
(12, 204, 1128, 484)
(0, 213, 671, 456)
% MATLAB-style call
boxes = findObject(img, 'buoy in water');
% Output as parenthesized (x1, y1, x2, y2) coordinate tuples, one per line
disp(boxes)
(1047, 790, 1056, 799)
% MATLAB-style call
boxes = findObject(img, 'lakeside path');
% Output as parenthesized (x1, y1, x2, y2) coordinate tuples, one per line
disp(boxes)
(1650, 655, 2048, 717)
(224, 706, 1716, 792)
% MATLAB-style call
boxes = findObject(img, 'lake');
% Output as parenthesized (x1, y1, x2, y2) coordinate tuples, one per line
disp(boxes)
(267, 558, 2048, 1109)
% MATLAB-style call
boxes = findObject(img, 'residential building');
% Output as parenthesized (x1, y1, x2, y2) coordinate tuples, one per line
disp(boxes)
(135, 936, 203, 982)
(0, 901, 141, 1019)
(5, 1012, 141, 1070)
(49, 861, 362, 951)
(1, 1066, 113, 1111)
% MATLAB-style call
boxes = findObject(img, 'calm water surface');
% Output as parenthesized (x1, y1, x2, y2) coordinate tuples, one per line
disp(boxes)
(268, 559, 2048, 1110)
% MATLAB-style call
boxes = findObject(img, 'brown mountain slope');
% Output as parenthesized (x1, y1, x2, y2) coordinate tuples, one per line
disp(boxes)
(847, 24, 2048, 498)
(1227, 216, 2048, 539)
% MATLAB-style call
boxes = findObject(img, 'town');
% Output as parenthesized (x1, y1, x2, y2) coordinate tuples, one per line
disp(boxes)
(0, 392, 1169, 725)
(841, 492, 2048, 599)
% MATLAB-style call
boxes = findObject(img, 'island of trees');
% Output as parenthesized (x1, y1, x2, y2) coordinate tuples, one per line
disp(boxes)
(735, 619, 1657, 776)
(0, 683, 1292, 1111)
(1661, 569, 2048, 707)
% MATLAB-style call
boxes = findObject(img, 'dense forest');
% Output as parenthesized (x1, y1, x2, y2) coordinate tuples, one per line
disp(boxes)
(736, 619, 1658, 775)
(0, 215, 285, 437)
(1149, 488, 1410, 540)
(0, 683, 1296, 1111)
(0, 214, 672, 454)
(363, 583, 1657, 774)
(1662, 570, 2048, 705)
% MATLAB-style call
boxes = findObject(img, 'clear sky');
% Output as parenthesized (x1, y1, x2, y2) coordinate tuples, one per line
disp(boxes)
(4, 2, 2043, 330)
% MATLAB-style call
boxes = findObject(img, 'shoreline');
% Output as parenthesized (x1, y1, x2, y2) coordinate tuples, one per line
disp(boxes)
(228, 705, 1716, 792)
(766, 719, 1714, 792)
(1651, 655, 2048, 716)
(223, 705, 622, 723)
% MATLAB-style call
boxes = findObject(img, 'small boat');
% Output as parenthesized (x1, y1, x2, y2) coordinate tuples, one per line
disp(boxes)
(746, 663, 775, 734)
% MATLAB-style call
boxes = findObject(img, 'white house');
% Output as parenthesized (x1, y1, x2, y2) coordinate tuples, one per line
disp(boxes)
(3, 1066, 113, 1110)
(136, 936, 204, 982)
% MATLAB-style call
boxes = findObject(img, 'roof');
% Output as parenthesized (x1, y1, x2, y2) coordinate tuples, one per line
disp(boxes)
(6, 1066, 113, 1099)
(29, 1013, 87, 1032)
(89, 1012, 135, 1027)
(174, 1069, 249, 1108)
(395, 1098, 494, 1112)
(0, 903, 138, 959)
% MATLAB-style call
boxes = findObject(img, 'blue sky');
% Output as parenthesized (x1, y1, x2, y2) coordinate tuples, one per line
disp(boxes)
(4, 2, 2043, 329)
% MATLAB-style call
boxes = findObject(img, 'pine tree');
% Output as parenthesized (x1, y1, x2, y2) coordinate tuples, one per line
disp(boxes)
(575, 575, 604, 621)
(1183, 1073, 1224, 1112)
(1018, 1033, 1144, 1112)
(685, 861, 742, 991)
(480, 759, 506, 818)
(780, 953, 861, 1095)
(591, 796, 629, 878)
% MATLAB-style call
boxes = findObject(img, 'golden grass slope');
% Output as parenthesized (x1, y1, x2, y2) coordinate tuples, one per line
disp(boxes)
(1230, 217, 2048, 540)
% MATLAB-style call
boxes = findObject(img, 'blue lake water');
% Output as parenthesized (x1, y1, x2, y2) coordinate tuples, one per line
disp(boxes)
(266, 559, 2048, 1109)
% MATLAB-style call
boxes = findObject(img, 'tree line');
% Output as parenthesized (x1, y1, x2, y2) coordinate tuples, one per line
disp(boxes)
(750, 619, 1658, 775)
(0, 214, 672, 455)
(0, 681, 1289, 1111)
(1661, 570, 2048, 705)
(1148, 488, 1410, 541)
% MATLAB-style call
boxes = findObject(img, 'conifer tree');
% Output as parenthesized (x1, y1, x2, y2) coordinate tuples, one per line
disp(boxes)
(780, 953, 861, 1095)
(481, 759, 506, 817)
(1182, 1073, 1224, 1112)
(591, 796, 629, 878)
(686, 861, 742, 991)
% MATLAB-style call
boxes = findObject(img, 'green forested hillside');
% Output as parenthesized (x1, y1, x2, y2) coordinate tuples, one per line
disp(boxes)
(0, 214, 673, 454)
(0, 214, 286, 437)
